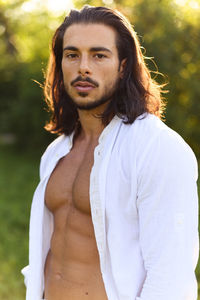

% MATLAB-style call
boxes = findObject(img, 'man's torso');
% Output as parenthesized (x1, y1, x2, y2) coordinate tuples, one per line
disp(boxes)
(44, 137, 108, 300)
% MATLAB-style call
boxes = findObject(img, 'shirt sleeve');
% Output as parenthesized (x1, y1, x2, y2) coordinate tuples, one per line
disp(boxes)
(136, 129, 199, 300)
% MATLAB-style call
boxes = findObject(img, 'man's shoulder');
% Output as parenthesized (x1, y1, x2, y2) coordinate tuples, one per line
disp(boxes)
(127, 113, 169, 137)
(126, 113, 185, 145)
(121, 113, 169, 147)
(121, 113, 197, 163)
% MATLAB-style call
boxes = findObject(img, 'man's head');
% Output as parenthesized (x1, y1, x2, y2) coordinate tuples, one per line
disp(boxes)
(44, 5, 165, 135)
(61, 23, 125, 111)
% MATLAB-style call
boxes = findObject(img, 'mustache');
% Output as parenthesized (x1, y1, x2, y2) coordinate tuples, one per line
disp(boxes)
(71, 76, 99, 87)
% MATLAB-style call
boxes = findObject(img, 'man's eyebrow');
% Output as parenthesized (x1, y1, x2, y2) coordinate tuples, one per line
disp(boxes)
(90, 47, 112, 54)
(63, 46, 112, 54)
(63, 46, 78, 52)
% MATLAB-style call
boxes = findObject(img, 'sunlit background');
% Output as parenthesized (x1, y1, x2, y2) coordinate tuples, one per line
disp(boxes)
(175, 0, 199, 8)
(2, 0, 200, 14)
(0, 0, 200, 299)
(21, 0, 75, 14)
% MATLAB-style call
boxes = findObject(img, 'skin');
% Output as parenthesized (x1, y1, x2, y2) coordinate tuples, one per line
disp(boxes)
(44, 23, 126, 300)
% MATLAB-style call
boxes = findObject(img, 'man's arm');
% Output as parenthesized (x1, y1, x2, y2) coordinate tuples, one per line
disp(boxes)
(136, 130, 199, 300)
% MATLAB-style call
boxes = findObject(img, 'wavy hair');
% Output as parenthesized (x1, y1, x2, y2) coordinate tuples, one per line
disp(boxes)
(44, 5, 166, 135)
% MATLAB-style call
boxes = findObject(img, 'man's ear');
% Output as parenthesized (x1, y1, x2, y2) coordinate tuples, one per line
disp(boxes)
(119, 58, 127, 79)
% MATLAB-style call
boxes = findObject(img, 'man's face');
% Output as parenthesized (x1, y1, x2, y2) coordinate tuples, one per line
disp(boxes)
(61, 23, 125, 110)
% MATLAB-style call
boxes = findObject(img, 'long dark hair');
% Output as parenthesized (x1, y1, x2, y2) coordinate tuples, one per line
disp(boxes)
(44, 5, 166, 135)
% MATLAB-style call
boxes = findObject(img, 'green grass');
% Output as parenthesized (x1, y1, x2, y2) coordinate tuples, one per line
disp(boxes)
(0, 145, 199, 299)
(0, 145, 40, 300)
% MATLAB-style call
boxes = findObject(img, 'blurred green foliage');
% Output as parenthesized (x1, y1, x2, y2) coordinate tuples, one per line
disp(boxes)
(0, 145, 39, 300)
(0, 0, 200, 158)
(0, 0, 64, 149)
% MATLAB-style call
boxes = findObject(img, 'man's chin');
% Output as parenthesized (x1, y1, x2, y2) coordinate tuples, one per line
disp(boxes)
(75, 102, 104, 111)
(77, 92, 89, 98)
(74, 97, 110, 111)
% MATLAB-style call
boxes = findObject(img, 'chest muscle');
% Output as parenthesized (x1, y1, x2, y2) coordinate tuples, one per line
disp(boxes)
(45, 142, 97, 215)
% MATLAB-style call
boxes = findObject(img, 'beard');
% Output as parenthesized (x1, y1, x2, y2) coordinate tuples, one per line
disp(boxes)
(74, 90, 112, 110)
(64, 77, 120, 111)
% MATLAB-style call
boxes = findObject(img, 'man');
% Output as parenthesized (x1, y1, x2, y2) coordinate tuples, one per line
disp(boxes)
(21, 5, 199, 300)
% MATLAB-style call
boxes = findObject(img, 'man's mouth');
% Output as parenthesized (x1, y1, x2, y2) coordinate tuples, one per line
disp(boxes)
(73, 81, 96, 92)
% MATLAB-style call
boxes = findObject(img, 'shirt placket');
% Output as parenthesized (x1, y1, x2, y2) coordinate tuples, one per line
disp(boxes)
(90, 140, 107, 272)
(89, 116, 121, 274)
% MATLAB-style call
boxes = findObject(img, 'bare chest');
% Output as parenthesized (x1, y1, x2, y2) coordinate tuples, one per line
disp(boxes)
(45, 143, 97, 215)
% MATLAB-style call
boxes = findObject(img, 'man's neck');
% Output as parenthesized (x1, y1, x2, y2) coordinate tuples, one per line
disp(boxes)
(77, 109, 105, 142)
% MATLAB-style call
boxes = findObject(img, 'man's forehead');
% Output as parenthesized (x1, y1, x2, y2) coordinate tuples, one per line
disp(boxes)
(63, 23, 117, 50)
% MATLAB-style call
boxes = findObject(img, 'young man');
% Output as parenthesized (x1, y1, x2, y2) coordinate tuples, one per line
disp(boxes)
(21, 5, 199, 300)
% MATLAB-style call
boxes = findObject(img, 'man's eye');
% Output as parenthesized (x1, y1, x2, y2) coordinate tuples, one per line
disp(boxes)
(66, 53, 78, 59)
(95, 54, 106, 59)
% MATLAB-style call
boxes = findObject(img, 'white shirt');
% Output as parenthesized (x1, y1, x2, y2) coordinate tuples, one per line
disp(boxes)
(21, 113, 199, 300)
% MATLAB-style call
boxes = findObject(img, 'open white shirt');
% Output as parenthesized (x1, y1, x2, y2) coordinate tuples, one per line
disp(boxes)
(21, 113, 199, 300)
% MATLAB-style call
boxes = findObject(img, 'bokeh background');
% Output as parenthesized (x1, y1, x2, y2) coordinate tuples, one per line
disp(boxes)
(0, 0, 199, 299)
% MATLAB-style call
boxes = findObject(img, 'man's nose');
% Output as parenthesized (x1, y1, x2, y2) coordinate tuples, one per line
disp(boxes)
(78, 55, 92, 76)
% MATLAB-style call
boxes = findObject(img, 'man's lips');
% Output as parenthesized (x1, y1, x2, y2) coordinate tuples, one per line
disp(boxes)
(73, 81, 96, 92)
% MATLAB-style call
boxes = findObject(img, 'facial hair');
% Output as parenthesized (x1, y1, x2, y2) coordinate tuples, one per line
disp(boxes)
(75, 87, 114, 110)
(64, 76, 120, 111)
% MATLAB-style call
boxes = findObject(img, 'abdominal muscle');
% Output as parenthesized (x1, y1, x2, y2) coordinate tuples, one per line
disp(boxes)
(44, 205, 108, 300)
